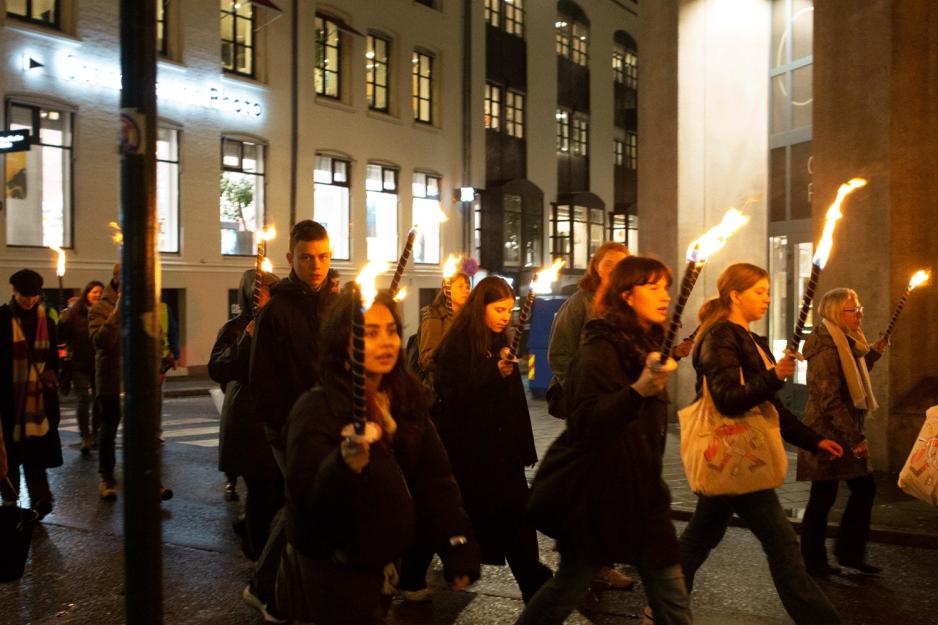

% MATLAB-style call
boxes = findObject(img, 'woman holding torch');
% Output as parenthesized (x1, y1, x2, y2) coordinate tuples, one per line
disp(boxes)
(275, 287, 480, 624)
(796, 288, 887, 576)
(413, 269, 471, 381)
(679, 263, 845, 625)
(58, 280, 104, 455)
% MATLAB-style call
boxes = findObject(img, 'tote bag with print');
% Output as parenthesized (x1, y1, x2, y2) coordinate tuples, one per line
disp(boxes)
(898, 406, 938, 507)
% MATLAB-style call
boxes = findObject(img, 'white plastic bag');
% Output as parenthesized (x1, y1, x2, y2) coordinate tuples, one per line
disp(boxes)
(898, 406, 938, 506)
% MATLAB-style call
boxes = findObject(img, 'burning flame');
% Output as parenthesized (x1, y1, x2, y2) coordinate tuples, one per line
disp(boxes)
(258, 226, 277, 243)
(442, 254, 461, 280)
(108, 221, 123, 246)
(393, 288, 408, 302)
(355, 261, 389, 310)
(909, 270, 930, 291)
(532, 258, 566, 295)
(812, 178, 867, 268)
(686, 208, 750, 264)
(260, 257, 273, 273)
(48, 246, 66, 277)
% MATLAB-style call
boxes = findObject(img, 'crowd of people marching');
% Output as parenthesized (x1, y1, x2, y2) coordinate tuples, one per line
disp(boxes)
(0, 218, 891, 625)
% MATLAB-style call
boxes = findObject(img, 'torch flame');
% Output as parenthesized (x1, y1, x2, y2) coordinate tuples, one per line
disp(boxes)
(48, 246, 66, 277)
(686, 208, 750, 264)
(258, 226, 277, 242)
(909, 269, 930, 290)
(393, 288, 408, 302)
(812, 178, 867, 268)
(355, 261, 389, 310)
(532, 258, 566, 295)
(108, 221, 123, 246)
(442, 254, 461, 280)
(260, 257, 273, 273)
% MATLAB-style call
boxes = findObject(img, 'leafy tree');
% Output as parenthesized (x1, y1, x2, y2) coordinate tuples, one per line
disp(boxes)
(220, 175, 254, 230)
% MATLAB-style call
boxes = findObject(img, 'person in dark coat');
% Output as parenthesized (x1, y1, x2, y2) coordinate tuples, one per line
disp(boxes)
(679, 263, 844, 625)
(209, 268, 279, 559)
(274, 289, 480, 624)
(0, 269, 63, 520)
(430, 276, 551, 603)
(797, 288, 887, 576)
(518, 256, 688, 625)
(58, 280, 103, 454)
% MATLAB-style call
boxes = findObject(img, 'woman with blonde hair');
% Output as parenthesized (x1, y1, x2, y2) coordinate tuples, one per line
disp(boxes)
(797, 288, 887, 576)
(679, 263, 845, 625)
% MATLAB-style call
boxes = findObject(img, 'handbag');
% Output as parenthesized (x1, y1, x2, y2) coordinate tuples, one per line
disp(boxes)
(898, 406, 938, 506)
(678, 371, 788, 496)
(526, 429, 598, 539)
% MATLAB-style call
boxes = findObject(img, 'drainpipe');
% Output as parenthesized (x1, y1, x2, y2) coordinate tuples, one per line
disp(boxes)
(289, 0, 298, 226)
(462, 0, 473, 252)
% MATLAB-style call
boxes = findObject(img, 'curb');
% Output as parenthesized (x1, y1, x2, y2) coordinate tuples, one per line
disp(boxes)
(163, 387, 212, 399)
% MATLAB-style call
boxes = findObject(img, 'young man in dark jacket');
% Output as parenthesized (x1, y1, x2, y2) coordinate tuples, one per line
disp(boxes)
(243, 220, 335, 623)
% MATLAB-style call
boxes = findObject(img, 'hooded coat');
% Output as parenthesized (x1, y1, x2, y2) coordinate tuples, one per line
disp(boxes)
(88, 280, 121, 397)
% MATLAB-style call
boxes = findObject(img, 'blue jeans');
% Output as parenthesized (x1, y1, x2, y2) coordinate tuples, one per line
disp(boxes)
(679, 489, 841, 625)
(515, 551, 691, 625)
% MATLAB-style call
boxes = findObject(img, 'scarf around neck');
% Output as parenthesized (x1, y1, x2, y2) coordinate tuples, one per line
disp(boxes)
(821, 318, 879, 412)
(11, 303, 50, 441)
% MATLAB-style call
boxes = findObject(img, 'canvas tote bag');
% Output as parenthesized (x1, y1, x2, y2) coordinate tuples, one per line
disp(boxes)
(898, 406, 938, 506)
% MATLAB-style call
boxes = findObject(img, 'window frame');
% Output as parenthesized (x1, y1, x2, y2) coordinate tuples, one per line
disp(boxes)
(504, 90, 525, 139)
(411, 172, 443, 265)
(614, 138, 625, 167)
(315, 14, 342, 99)
(484, 83, 502, 131)
(221, 0, 256, 78)
(571, 115, 589, 157)
(313, 154, 352, 261)
(626, 131, 637, 170)
(157, 0, 169, 57)
(6, 0, 60, 29)
(412, 50, 434, 125)
(366, 34, 390, 112)
(365, 163, 400, 262)
(549, 203, 605, 270)
(503, 0, 525, 38)
(556, 109, 570, 153)
(220, 137, 266, 257)
(156, 126, 181, 254)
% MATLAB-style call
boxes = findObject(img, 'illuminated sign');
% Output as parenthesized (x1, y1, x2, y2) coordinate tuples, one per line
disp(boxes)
(0, 129, 31, 153)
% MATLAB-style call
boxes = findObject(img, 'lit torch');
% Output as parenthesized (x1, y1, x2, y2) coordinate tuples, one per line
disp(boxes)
(788, 178, 867, 353)
(254, 226, 276, 317)
(48, 246, 66, 311)
(659, 208, 750, 363)
(882, 269, 930, 341)
(352, 261, 388, 434)
(108, 221, 123, 247)
(442, 254, 461, 316)
(506, 259, 565, 361)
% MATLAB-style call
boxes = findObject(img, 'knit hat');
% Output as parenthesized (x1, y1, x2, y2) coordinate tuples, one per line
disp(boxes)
(9, 269, 44, 296)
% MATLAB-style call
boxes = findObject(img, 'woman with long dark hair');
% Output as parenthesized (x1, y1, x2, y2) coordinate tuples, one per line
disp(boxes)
(679, 263, 844, 625)
(274, 288, 479, 624)
(414, 271, 470, 381)
(431, 276, 552, 602)
(59, 280, 104, 455)
(518, 256, 689, 625)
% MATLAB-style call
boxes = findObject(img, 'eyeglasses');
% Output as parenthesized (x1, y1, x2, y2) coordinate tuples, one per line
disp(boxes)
(843, 307, 864, 314)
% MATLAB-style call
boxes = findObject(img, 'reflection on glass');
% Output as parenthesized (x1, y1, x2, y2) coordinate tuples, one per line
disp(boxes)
(791, 0, 814, 61)
(366, 191, 398, 261)
(314, 183, 350, 260)
(791, 65, 812, 129)
(503, 194, 522, 267)
(794, 241, 813, 384)
(769, 235, 789, 363)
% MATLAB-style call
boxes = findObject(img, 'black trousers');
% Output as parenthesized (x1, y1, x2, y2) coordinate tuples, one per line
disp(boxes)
(97, 394, 122, 478)
(800, 475, 876, 566)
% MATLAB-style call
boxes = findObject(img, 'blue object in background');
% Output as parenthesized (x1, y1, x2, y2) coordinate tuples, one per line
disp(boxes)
(526, 296, 567, 398)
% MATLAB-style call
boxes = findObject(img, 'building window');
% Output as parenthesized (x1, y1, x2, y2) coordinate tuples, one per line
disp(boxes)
(366, 35, 389, 112)
(221, 0, 255, 77)
(485, 0, 500, 28)
(484, 83, 502, 131)
(624, 47, 638, 89)
(503, 194, 542, 269)
(314, 155, 351, 260)
(157, 0, 168, 56)
(412, 173, 442, 264)
(555, 18, 571, 58)
(572, 115, 588, 157)
(7, 0, 59, 28)
(366, 164, 399, 261)
(612, 47, 625, 84)
(550, 204, 604, 270)
(5, 103, 72, 247)
(505, 90, 525, 138)
(571, 22, 589, 66)
(157, 127, 180, 253)
(503, 0, 524, 37)
(614, 139, 624, 167)
(315, 15, 341, 98)
(626, 131, 637, 170)
(610, 212, 638, 251)
(556, 109, 570, 152)
(220, 138, 265, 256)
(412, 50, 434, 124)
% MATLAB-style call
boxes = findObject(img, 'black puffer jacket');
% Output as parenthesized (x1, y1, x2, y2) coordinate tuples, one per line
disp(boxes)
(693, 320, 822, 453)
(249, 271, 337, 442)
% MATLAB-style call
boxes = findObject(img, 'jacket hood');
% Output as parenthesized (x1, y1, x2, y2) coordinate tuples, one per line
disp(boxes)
(270, 270, 324, 298)
(236, 269, 279, 318)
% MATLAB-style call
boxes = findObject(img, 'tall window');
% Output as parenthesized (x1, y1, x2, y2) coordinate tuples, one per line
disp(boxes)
(314, 155, 351, 260)
(220, 138, 265, 256)
(550, 204, 604, 270)
(503, 194, 542, 269)
(503, 0, 524, 37)
(7, 0, 59, 28)
(157, 0, 168, 56)
(412, 51, 434, 124)
(365, 164, 399, 261)
(614, 139, 624, 167)
(626, 132, 637, 169)
(572, 115, 588, 156)
(221, 0, 255, 77)
(612, 47, 625, 84)
(555, 109, 570, 152)
(484, 0, 500, 27)
(412, 173, 442, 264)
(556, 18, 588, 66)
(157, 127, 180, 253)
(5, 103, 72, 247)
(315, 15, 341, 98)
(484, 83, 502, 131)
(555, 18, 571, 58)
(366, 35, 389, 112)
(624, 46, 638, 89)
(505, 90, 525, 138)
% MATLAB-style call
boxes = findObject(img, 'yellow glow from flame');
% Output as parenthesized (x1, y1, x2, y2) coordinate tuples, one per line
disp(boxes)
(108, 221, 123, 246)
(394, 288, 408, 302)
(48, 246, 66, 277)
(686, 208, 750, 264)
(532, 258, 565, 295)
(258, 226, 277, 242)
(356, 261, 388, 310)
(442, 254, 461, 280)
(813, 178, 867, 268)
(260, 257, 273, 273)
(909, 270, 930, 290)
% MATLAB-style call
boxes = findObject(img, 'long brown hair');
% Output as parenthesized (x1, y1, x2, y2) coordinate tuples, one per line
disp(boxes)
(430, 273, 470, 310)
(696, 262, 769, 340)
(577, 241, 630, 293)
(596, 256, 672, 339)
(437, 275, 515, 360)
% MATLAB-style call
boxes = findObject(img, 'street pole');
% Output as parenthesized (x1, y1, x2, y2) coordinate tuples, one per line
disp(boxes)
(120, 1, 163, 623)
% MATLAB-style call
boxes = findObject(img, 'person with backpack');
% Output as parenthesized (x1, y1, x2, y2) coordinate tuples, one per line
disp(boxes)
(406, 272, 470, 382)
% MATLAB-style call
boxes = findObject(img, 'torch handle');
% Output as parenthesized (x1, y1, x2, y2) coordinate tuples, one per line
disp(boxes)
(388, 229, 417, 297)
(443, 278, 454, 317)
(659, 262, 701, 363)
(882, 289, 911, 341)
(788, 263, 822, 353)
(351, 286, 368, 435)
(507, 289, 537, 361)
(253, 241, 265, 318)
(58, 277, 65, 312)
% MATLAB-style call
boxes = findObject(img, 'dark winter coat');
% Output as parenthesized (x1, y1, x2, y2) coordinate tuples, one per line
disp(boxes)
(557, 317, 680, 568)
(433, 329, 538, 565)
(796, 324, 881, 482)
(693, 320, 823, 454)
(547, 289, 594, 386)
(249, 271, 337, 443)
(58, 300, 94, 374)
(209, 271, 278, 480)
(88, 281, 121, 397)
(0, 302, 63, 471)
(280, 375, 479, 607)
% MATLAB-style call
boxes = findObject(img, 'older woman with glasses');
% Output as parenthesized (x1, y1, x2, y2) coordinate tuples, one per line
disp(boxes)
(796, 288, 888, 577)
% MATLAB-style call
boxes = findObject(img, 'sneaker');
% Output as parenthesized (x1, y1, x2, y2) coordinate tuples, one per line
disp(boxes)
(160, 486, 174, 502)
(401, 587, 432, 603)
(242, 584, 287, 624)
(99, 479, 118, 500)
(224, 481, 239, 501)
(592, 566, 635, 591)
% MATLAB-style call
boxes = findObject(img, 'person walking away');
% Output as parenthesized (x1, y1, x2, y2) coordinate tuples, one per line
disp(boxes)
(0, 269, 63, 520)
(797, 288, 887, 576)
(518, 256, 690, 625)
(209, 268, 280, 559)
(59, 280, 103, 455)
(274, 289, 480, 624)
(679, 263, 845, 625)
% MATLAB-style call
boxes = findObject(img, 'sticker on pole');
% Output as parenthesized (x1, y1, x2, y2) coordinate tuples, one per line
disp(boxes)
(120, 108, 146, 156)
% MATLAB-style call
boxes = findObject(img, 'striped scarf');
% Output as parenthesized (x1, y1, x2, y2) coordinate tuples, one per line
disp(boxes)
(11, 303, 50, 442)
